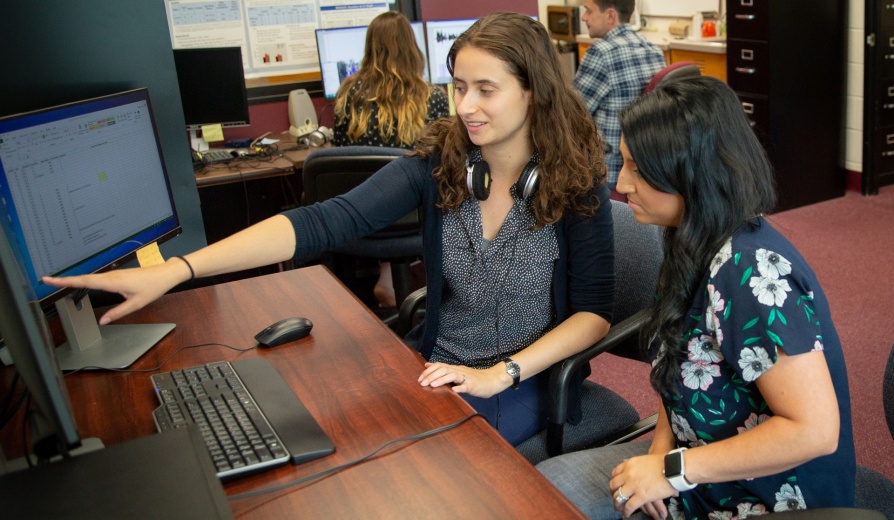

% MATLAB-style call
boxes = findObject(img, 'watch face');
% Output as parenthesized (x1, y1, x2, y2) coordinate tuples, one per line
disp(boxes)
(507, 363, 520, 376)
(665, 451, 683, 476)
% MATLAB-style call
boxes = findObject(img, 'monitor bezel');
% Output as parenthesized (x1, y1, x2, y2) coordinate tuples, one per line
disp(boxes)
(172, 47, 251, 131)
(315, 21, 430, 101)
(0, 88, 182, 309)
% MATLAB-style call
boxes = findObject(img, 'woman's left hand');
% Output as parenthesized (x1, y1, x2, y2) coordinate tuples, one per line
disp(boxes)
(609, 454, 677, 518)
(418, 362, 506, 398)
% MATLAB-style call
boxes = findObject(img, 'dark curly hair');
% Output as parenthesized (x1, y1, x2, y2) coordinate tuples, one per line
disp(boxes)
(412, 12, 606, 226)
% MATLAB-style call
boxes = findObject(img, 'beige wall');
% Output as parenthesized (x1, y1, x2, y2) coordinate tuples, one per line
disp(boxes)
(846, 0, 864, 173)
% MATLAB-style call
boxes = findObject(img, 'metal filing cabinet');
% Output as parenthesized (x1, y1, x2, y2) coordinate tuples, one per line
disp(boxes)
(863, 1, 894, 193)
(726, 0, 847, 212)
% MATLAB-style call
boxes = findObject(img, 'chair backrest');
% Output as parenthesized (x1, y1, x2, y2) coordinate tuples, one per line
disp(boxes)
(302, 145, 417, 235)
(609, 199, 664, 358)
(643, 61, 701, 94)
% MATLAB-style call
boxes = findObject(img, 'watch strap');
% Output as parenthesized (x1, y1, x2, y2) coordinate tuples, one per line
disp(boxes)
(664, 447, 698, 491)
(502, 357, 520, 390)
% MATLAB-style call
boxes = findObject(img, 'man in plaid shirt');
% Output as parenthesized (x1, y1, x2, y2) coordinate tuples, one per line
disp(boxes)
(574, 0, 665, 188)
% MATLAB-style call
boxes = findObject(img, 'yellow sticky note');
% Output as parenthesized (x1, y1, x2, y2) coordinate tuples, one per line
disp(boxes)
(136, 242, 165, 267)
(200, 123, 224, 143)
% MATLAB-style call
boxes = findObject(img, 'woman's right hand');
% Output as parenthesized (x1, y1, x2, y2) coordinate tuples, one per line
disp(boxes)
(42, 257, 192, 325)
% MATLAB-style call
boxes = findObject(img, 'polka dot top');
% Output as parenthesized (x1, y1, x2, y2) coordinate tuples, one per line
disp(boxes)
(332, 82, 450, 149)
(432, 189, 559, 369)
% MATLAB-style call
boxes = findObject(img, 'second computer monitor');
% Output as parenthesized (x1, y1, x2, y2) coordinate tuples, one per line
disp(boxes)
(424, 18, 477, 85)
(315, 21, 429, 100)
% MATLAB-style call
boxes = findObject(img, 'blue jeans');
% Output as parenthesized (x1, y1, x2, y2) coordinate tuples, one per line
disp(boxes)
(536, 440, 652, 519)
(462, 372, 547, 446)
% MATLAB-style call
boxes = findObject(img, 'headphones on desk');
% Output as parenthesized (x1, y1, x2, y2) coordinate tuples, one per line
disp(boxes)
(465, 147, 540, 201)
(300, 126, 333, 148)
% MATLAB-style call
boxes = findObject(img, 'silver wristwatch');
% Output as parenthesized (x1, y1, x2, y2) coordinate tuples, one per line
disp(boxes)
(502, 357, 520, 390)
(664, 447, 698, 491)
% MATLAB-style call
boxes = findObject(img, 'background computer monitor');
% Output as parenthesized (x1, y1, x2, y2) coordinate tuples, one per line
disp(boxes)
(315, 21, 429, 101)
(0, 214, 82, 461)
(424, 18, 477, 85)
(0, 88, 181, 371)
(172, 47, 250, 151)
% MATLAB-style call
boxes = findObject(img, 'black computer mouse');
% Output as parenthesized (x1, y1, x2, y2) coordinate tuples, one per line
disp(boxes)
(254, 317, 313, 348)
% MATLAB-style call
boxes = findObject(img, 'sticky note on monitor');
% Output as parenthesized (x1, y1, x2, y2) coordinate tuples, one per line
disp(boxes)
(136, 242, 165, 267)
(200, 124, 224, 143)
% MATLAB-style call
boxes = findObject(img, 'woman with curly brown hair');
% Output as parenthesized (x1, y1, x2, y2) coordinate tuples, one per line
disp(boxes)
(45, 12, 615, 445)
(332, 11, 448, 149)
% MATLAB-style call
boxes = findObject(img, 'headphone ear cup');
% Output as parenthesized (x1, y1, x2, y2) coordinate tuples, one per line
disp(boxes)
(515, 162, 540, 199)
(467, 161, 492, 201)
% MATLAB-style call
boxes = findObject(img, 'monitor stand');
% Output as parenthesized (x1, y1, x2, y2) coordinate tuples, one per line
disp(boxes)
(53, 294, 174, 371)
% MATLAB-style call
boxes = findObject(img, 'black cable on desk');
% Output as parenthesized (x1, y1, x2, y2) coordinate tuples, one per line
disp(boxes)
(227, 412, 484, 501)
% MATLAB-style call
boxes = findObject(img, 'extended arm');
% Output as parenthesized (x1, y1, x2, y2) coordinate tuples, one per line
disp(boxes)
(43, 215, 296, 324)
(45, 156, 428, 324)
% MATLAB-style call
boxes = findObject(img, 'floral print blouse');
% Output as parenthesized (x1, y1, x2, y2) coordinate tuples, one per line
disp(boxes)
(653, 219, 855, 519)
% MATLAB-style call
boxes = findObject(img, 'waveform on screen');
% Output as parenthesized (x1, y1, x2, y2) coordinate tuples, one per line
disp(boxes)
(435, 31, 464, 44)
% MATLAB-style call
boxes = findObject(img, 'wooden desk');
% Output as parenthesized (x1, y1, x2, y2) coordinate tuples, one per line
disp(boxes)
(194, 133, 313, 188)
(7, 267, 584, 518)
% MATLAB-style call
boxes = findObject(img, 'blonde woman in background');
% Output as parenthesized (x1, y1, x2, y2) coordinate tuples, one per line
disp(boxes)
(331, 11, 449, 307)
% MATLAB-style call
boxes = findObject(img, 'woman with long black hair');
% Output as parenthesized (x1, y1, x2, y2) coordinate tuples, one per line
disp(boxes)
(538, 76, 855, 519)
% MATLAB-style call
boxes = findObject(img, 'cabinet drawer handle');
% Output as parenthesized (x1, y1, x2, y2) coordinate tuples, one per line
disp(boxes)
(741, 102, 755, 114)
(735, 14, 756, 20)
(736, 67, 757, 74)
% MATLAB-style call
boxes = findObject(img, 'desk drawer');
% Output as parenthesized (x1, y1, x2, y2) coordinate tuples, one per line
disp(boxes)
(727, 40, 769, 95)
(874, 128, 894, 172)
(727, 0, 769, 41)
(875, 77, 894, 128)
(880, 1, 894, 28)
(877, 29, 894, 78)
(736, 92, 770, 147)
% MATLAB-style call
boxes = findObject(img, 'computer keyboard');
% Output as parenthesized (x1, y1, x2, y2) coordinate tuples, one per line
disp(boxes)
(151, 357, 335, 480)
(202, 149, 234, 164)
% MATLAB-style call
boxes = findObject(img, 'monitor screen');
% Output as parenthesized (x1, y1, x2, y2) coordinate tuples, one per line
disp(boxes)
(0, 229, 82, 460)
(0, 88, 181, 370)
(172, 47, 250, 141)
(424, 18, 477, 85)
(315, 21, 429, 101)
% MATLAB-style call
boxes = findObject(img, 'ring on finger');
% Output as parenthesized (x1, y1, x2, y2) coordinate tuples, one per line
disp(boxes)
(615, 487, 629, 505)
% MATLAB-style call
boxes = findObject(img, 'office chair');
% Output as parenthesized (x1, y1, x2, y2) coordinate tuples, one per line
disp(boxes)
(852, 342, 894, 518)
(515, 199, 663, 463)
(643, 61, 701, 94)
(396, 200, 664, 464)
(301, 146, 421, 316)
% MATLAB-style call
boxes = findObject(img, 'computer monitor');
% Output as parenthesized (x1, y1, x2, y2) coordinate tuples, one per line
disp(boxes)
(0, 213, 82, 461)
(172, 47, 250, 151)
(315, 21, 429, 101)
(424, 18, 477, 85)
(0, 88, 181, 371)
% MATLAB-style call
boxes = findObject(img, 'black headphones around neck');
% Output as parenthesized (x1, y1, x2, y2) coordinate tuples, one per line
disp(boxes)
(465, 148, 540, 201)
